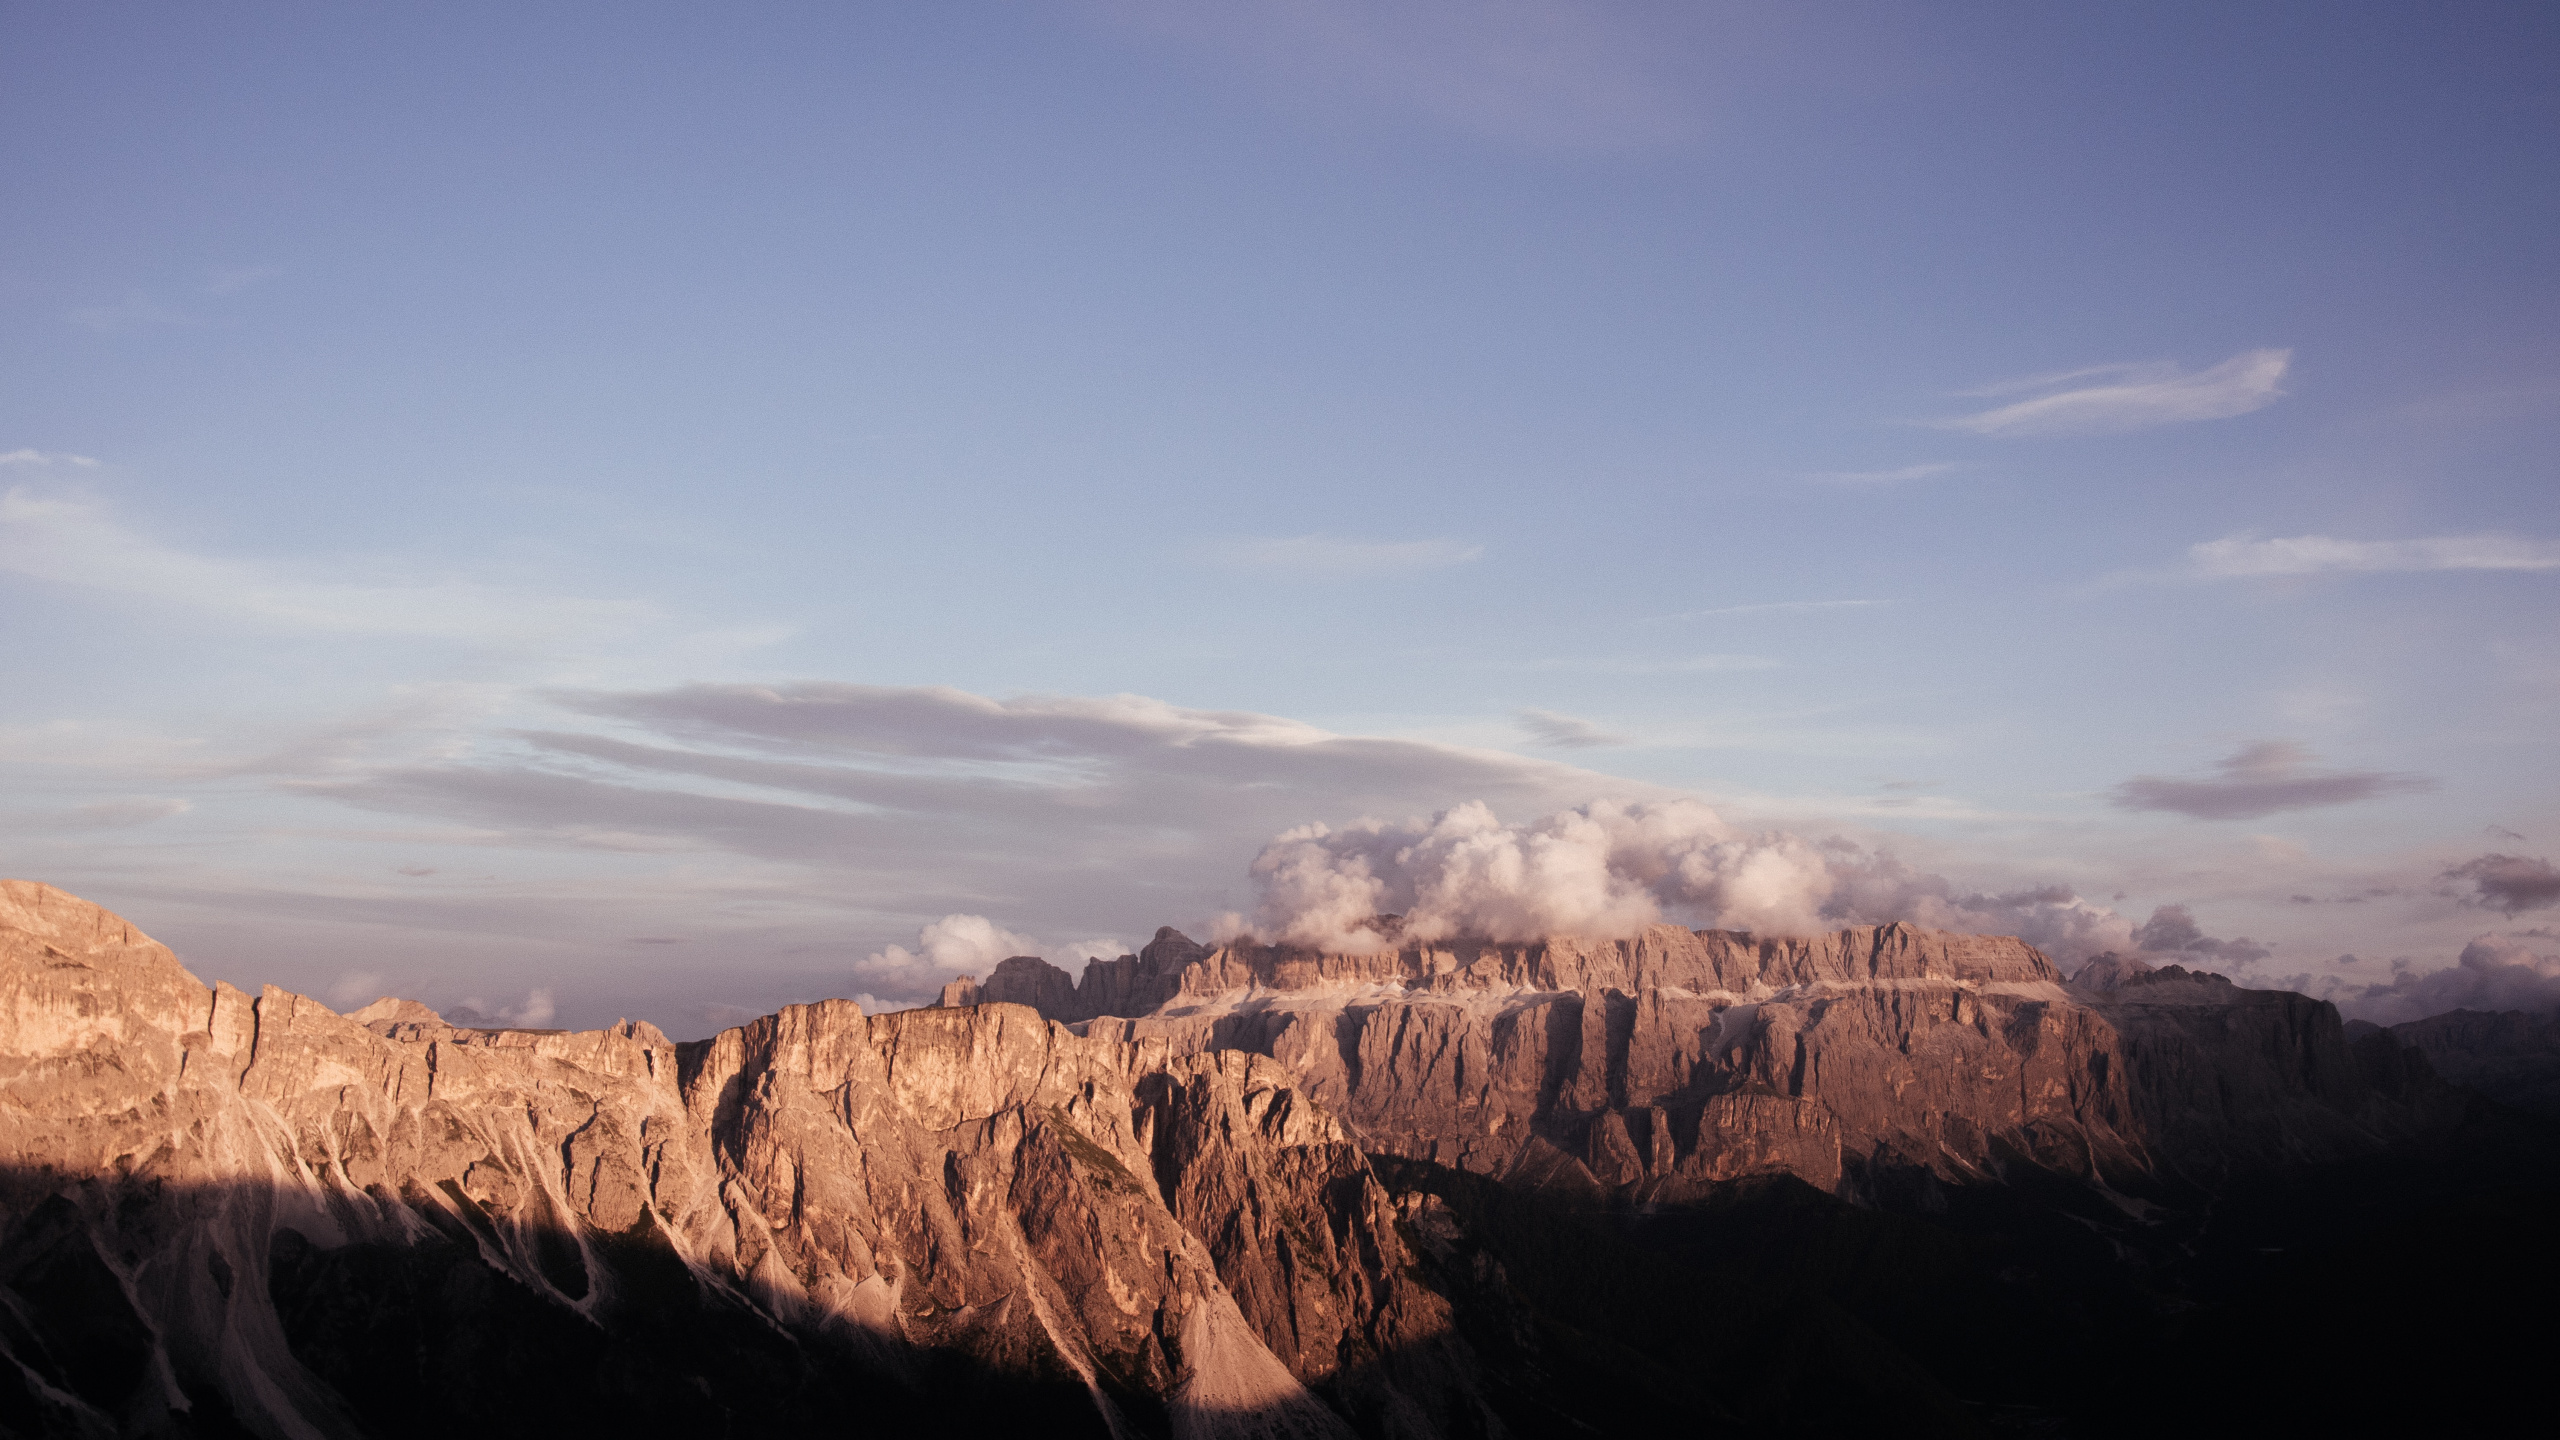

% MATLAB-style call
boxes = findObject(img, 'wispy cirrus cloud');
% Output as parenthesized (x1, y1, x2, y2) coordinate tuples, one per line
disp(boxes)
(1506, 654, 1776, 675)
(1806, 463, 1955, 484)
(1641, 599, 1891, 623)
(0, 488, 660, 645)
(0, 450, 100, 469)
(1200, 533, 1483, 573)
(1939, 348, 2290, 436)
(46, 797, 192, 830)
(2188, 532, 2560, 577)
(1515, 709, 1626, 749)
(2109, 740, 2433, 821)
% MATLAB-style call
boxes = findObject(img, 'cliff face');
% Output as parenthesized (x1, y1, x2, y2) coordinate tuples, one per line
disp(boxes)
(983, 928, 2450, 1202)
(2382, 1006, 2560, 1114)
(0, 884, 2477, 1440)
(0, 883, 1470, 1440)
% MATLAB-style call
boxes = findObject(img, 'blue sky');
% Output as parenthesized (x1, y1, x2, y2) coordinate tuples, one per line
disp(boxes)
(5, 2, 2556, 1033)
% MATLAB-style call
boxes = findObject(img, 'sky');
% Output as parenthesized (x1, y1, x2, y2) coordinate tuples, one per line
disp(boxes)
(5, 1, 2557, 1035)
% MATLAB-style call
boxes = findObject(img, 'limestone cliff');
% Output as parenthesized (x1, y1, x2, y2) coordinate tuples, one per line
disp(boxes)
(965, 925, 2453, 1203)
(0, 883, 2482, 1440)
(0, 882, 1471, 1440)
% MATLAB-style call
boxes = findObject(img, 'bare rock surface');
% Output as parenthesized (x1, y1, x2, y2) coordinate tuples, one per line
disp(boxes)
(0, 881, 2488, 1439)
(2384, 1006, 2560, 1114)
(0, 882, 1461, 1439)
(1024, 923, 2449, 1201)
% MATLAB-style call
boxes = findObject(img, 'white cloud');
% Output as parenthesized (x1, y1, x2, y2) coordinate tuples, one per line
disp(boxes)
(1940, 348, 2291, 436)
(1243, 798, 2142, 958)
(856, 913, 1046, 992)
(447, 988, 558, 1028)
(0, 450, 100, 469)
(2188, 532, 2560, 577)
(1200, 533, 1484, 572)
(327, 970, 389, 1010)
(1807, 463, 1955, 484)
(0, 488, 660, 644)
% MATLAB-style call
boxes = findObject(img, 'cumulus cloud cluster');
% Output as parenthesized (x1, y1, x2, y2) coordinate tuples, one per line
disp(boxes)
(857, 913, 1043, 994)
(2344, 936, 2560, 1026)
(858, 913, 1126, 999)
(1237, 799, 2139, 961)
(2129, 903, 2271, 967)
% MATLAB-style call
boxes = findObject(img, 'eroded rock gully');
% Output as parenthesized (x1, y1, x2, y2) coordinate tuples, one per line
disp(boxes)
(0, 883, 2488, 1439)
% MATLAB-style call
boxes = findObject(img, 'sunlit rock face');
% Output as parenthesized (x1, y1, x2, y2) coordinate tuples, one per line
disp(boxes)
(988, 922, 2455, 1202)
(0, 883, 2467, 1438)
(0, 882, 1473, 1440)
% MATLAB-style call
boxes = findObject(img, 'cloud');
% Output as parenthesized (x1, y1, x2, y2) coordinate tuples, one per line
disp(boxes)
(1199, 533, 1484, 573)
(1516, 709, 1626, 749)
(1939, 348, 2290, 436)
(858, 913, 1045, 993)
(2109, 741, 2433, 821)
(206, 265, 283, 296)
(302, 681, 1637, 1002)
(1091, 0, 1706, 152)
(2343, 936, 2560, 1025)
(0, 450, 100, 469)
(326, 970, 389, 1010)
(2442, 854, 2560, 915)
(1509, 654, 1777, 674)
(23, 674, 2202, 1022)
(1807, 463, 1955, 484)
(50, 797, 190, 830)
(68, 291, 189, 332)
(1240, 798, 2140, 959)
(2187, 533, 2560, 577)
(1641, 599, 1889, 623)
(0, 489, 659, 644)
(2128, 903, 2272, 966)
(446, 988, 558, 1029)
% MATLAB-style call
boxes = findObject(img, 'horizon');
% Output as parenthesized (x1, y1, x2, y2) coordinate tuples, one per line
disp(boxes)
(5, 2, 2556, 1038)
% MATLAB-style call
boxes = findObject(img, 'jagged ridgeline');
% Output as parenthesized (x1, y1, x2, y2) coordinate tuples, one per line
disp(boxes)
(2, 880, 2551, 1439)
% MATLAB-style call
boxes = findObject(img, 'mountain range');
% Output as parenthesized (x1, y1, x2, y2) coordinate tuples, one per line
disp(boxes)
(3, 879, 2552, 1438)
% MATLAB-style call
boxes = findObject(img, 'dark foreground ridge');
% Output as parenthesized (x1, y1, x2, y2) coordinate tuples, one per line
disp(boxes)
(4, 880, 2553, 1438)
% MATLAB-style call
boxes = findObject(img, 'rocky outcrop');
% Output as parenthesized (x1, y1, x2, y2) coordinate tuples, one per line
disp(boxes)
(0, 882, 1465, 1440)
(0, 881, 2479, 1439)
(2382, 1007, 2560, 1114)
(982, 926, 2449, 1203)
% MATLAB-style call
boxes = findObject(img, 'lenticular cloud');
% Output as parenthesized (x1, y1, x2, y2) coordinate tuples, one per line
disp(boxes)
(1242, 799, 2138, 959)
